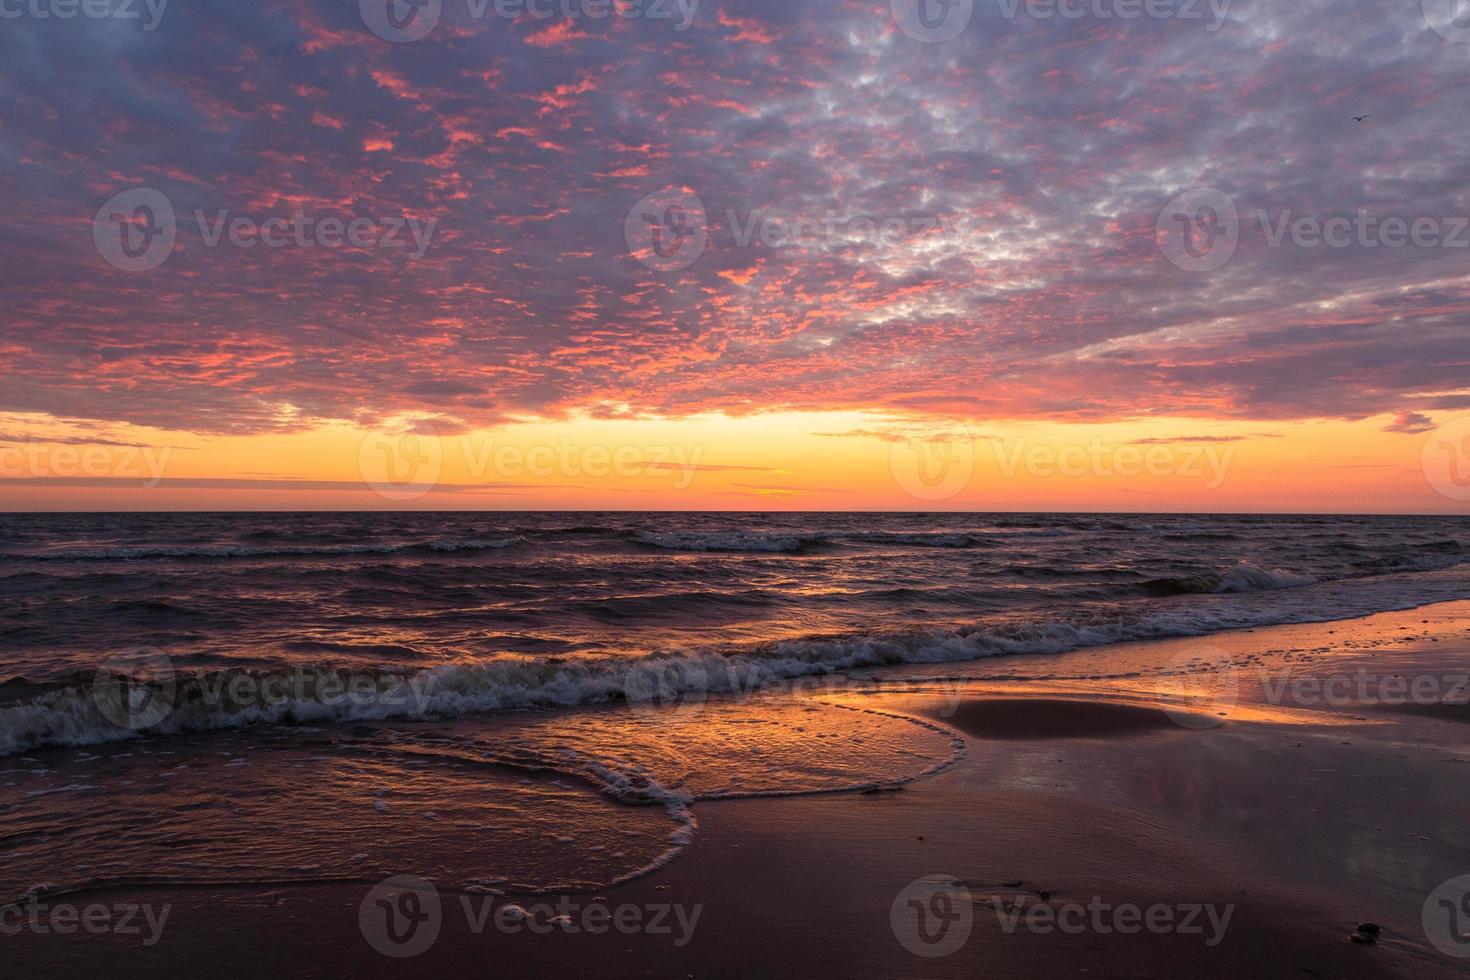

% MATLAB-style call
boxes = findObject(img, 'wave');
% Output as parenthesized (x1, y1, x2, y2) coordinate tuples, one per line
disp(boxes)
(1161, 532, 1243, 542)
(842, 531, 988, 548)
(3, 566, 1466, 758)
(4, 538, 523, 562)
(631, 530, 821, 553)
(1350, 553, 1467, 576)
(629, 528, 1068, 552)
(568, 589, 776, 620)
(1143, 561, 1317, 596)
(423, 538, 524, 553)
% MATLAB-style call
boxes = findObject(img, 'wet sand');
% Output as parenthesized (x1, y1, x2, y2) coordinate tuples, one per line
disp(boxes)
(9, 602, 1470, 978)
(913, 696, 1201, 738)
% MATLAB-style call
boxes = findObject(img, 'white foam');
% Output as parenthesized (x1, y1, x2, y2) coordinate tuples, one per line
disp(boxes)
(1212, 561, 1317, 593)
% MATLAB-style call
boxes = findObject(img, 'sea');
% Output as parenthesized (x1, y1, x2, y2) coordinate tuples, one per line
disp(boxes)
(0, 511, 1465, 900)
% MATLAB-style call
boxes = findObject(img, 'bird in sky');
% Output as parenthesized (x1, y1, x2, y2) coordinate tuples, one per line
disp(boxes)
(1353, 115, 1370, 123)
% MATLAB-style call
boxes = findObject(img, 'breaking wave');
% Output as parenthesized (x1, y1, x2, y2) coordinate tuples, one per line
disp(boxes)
(3, 565, 1466, 758)
(1143, 561, 1318, 595)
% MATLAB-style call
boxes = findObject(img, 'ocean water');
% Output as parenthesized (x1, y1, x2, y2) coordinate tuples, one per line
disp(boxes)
(0, 512, 1466, 901)
(1, 511, 1468, 745)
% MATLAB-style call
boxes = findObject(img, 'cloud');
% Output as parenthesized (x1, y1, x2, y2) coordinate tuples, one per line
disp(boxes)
(817, 428, 986, 443)
(2, 1, 1468, 436)
(639, 461, 779, 474)
(1382, 411, 1437, 434)
(1128, 435, 1281, 445)
(0, 478, 567, 494)
(0, 432, 180, 450)
(728, 482, 854, 496)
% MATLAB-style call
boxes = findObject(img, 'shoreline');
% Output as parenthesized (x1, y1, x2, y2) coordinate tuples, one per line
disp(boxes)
(3, 576, 1467, 760)
(4, 603, 1469, 976)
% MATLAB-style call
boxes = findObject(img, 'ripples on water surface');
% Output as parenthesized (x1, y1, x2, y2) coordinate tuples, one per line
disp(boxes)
(0, 512, 1465, 900)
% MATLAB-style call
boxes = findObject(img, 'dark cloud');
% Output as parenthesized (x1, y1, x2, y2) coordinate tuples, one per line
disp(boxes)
(1383, 411, 1437, 434)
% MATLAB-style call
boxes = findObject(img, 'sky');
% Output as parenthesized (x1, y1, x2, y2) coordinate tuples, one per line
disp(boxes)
(2, 0, 1469, 511)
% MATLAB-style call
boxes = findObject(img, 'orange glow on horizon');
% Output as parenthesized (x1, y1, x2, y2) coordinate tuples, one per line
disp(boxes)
(0, 409, 1464, 513)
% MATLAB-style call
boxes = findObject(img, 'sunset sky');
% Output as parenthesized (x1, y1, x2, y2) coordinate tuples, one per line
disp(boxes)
(3, 0, 1469, 511)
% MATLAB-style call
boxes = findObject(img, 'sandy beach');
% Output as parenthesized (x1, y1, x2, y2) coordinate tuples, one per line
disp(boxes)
(5, 601, 1468, 978)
